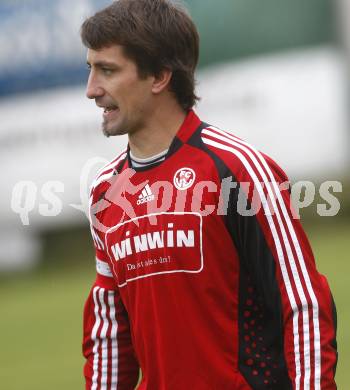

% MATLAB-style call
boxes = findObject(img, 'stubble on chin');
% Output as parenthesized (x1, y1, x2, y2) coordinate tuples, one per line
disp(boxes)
(102, 118, 118, 138)
(102, 118, 128, 138)
(102, 120, 110, 138)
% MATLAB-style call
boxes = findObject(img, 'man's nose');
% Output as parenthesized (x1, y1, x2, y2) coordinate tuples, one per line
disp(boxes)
(86, 72, 104, 99)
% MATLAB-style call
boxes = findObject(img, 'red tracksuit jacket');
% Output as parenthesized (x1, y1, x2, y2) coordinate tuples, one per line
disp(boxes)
(82, 110, 337, 389)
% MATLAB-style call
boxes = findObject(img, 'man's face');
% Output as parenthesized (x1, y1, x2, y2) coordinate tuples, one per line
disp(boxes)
(86, 45, 154, 137)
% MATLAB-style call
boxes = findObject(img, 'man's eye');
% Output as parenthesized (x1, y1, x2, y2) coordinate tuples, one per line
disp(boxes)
(102, 68, 113, 75)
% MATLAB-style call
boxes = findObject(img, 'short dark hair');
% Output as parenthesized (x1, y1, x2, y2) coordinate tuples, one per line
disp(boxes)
(81, 0, 200, 111)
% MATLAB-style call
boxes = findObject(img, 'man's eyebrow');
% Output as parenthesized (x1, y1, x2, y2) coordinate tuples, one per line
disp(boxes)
(86, 60, 121, 69)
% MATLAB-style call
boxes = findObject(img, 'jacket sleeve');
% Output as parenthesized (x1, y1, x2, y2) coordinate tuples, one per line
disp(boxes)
(226, 153, 338, 389)
(83, 253, 140, 390)
(202, 126, 337, 390)
(201, 125, 337, 389)
(83, 158, 139, 389)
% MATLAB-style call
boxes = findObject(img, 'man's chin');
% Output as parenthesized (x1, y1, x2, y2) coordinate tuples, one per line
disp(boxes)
(102, 121, 125, 137)
(102, 127, 112, 138)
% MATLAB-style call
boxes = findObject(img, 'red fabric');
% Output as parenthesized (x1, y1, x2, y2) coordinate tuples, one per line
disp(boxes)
(202, 125, 337, 389)
(82, 111, 337, 389)
(83, 279, 139, 389)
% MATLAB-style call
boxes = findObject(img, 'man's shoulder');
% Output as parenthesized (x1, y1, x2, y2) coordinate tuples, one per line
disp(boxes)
(199, 123, 288, 183)
(90, 149, 128, 202)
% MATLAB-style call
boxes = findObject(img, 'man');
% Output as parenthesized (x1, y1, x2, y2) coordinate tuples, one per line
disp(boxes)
(81, 1, 337, 389)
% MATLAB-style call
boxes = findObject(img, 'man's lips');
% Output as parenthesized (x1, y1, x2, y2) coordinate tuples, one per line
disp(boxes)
(102, 106, 119, 119)
(103, 105, 118, 113)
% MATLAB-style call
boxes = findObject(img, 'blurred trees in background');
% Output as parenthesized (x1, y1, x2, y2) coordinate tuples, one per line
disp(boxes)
(186, 0, 334, 66)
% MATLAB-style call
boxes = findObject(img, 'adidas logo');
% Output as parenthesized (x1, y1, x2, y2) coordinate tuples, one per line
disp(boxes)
(137, 184, 155, 205)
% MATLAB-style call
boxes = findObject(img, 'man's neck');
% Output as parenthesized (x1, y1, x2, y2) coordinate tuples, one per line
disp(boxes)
(128, 102, 187, 159)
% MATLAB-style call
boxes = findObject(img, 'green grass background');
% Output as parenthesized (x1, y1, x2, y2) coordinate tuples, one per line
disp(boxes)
(0, 220, 348, 389)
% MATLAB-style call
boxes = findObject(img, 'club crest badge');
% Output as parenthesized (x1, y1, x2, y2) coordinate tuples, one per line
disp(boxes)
(173, 167, 196, 190)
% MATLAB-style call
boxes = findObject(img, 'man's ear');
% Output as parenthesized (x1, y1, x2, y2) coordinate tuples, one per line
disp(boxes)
(151, 68, 173, 94)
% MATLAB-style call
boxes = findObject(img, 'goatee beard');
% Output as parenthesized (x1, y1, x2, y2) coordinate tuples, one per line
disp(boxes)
(102, 120, 110, 138)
